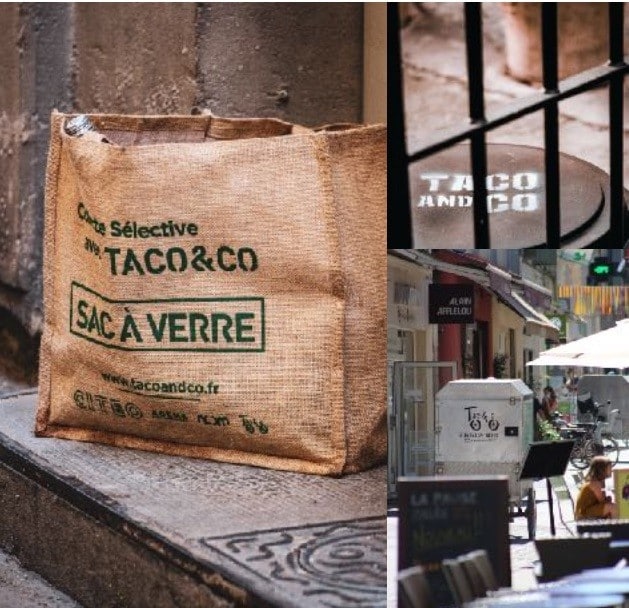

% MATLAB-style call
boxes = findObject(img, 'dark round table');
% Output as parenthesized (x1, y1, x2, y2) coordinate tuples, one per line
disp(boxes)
(409, 143, 626, 248)
(466, 589, 625, 607)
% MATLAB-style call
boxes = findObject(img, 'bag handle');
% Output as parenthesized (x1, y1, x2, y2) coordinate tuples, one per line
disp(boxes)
(314, 122, 362, 132)
(191, 107, 312, 139)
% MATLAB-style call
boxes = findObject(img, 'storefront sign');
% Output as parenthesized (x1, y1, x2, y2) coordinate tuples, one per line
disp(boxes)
(428, 284, 474, 324)
(390, 273, 429, 329)
(394, 282, 422, 306)
(548, 314, 566, 340)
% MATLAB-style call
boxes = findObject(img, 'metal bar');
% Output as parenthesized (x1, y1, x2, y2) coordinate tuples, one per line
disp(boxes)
(546, 478, 556, 537)
(464, 3, 489, 247)
(609, 2, 624, 66)
(470, 133, 490, 247)
(609, 2, 625, 246)
(542, 3, 561, 247)
(408, 59, 629, 164)
(542, 4, 559, 93)
(465, 3, 485, 122)
(387, 3, 413, 248)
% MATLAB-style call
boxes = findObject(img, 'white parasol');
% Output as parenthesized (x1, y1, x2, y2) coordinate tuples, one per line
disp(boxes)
(526, 319, 629, 369)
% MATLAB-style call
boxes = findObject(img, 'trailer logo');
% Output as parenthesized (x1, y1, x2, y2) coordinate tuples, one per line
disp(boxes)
(460, 406, 500, 442)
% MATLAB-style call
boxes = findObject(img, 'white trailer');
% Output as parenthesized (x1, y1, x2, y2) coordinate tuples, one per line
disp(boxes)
(434, 378, 537, 539)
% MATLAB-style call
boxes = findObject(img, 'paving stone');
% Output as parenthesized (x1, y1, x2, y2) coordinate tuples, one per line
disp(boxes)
(0, 392, 385, 607)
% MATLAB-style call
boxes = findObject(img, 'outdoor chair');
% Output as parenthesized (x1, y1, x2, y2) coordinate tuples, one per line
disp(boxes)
(442, 558, 476, 606)
(458, 549, 499, 598)
(458, 556, 487, 599)
(576, 394, 600, 425)
(535, 533, 612, 582)
(397, 565, 435, 608)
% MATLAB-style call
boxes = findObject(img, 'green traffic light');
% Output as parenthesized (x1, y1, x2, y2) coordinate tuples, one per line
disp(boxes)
(592, 264, 611, 275)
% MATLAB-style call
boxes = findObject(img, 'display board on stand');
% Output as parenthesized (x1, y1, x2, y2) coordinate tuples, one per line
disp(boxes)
(518, 440, 575, 537)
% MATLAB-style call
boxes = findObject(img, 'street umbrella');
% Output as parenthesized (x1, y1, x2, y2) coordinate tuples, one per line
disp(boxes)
(526, 319, 629, 369)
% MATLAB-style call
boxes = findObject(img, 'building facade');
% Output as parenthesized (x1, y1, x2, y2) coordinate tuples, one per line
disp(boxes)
(387, 249, 558, 492)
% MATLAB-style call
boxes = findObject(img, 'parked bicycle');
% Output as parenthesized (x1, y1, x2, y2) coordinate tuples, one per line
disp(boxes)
(551, 398, 620, 470)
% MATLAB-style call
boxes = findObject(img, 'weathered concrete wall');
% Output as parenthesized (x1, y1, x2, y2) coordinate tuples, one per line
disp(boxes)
(196, 3, 363, 125)
(0, 4, 74, 380)
(363, 3, 386, 124)
(74, 4, 198, 113)
(0, 2, 367, 376)
(0, 5, 21, 291)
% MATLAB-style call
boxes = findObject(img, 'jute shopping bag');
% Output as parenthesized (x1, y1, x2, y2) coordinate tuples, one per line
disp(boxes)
(36, 112, 386, 475)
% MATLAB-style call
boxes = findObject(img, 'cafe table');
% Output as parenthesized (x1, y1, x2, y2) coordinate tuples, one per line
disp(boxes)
(566, 568, 629, 581)
(543, 579, 629, 608)
(549, 580, 629, 596)
(465, 590, 625, 607)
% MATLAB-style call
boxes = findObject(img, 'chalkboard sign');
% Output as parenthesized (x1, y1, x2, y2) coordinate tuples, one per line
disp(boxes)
(398, 476, 510, 606)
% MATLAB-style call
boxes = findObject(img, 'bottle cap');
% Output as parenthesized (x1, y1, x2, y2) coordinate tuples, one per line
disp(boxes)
(64, 115, 95, 137)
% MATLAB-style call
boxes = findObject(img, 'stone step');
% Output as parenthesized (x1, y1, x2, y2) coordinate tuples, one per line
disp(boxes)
(0, 393, 386, 608)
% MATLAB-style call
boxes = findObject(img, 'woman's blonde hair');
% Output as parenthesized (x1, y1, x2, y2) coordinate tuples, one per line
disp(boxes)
(585, 455, 612, 482)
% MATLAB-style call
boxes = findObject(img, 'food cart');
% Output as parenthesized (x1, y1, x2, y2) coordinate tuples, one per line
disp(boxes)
(434, 378, 537, 539)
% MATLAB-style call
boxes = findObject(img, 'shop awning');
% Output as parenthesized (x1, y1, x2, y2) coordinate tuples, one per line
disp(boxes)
(510, 291, 560, 340)
(487, 266, 560, 341)
(391, 251, 560, 340)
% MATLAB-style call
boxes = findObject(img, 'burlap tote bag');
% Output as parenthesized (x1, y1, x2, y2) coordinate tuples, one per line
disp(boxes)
(36, 111, 386, 476)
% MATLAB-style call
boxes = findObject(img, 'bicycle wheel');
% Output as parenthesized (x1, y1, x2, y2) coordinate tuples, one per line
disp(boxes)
(570, 439, 596, 470)
(601, 436, 620, 467)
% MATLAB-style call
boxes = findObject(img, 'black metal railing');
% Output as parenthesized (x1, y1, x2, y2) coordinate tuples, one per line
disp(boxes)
(388, 2, 628, 248)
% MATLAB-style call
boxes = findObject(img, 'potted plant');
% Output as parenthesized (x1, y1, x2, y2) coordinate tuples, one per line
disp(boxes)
(493, 352, 509, 378)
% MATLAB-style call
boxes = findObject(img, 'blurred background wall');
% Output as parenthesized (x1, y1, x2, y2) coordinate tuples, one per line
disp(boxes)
(0, 2, 386, 385)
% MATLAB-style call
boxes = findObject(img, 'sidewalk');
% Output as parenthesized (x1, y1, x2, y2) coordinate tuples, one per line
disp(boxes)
(0, 392, 386, 608)
(510, 471, 584, 590)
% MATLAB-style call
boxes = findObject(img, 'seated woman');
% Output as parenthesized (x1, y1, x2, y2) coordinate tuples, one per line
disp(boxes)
(575, 455, 618, 520)
(540, 386, 558, 422)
